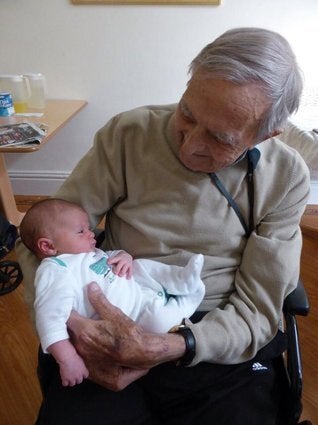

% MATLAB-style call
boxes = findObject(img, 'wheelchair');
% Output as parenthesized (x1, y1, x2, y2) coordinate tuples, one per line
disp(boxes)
(0, 213, 23, 296)
(280, 279, 312, 425)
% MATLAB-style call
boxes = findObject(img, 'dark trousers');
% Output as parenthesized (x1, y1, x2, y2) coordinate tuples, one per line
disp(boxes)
(35, 332, 290, 425)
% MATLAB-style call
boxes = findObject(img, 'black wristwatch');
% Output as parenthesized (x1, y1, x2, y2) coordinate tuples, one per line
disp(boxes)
(169, 319, 196, 367)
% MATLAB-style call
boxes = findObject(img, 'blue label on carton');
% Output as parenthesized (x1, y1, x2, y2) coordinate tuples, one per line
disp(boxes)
(0, 92, 15, 116)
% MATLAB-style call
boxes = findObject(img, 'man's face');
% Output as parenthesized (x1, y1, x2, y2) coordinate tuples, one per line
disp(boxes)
(174, 74, 271, 173)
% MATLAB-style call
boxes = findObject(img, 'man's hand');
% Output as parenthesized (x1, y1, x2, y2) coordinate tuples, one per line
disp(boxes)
(67, 282, 186, 390)
(83, 362, 149, 392)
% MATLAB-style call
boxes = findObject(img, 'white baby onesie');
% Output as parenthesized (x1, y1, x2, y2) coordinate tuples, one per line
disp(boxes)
(34, 249, 205, 352)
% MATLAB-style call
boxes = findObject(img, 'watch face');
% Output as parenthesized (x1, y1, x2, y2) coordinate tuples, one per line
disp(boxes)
(168, 324, 185, 333)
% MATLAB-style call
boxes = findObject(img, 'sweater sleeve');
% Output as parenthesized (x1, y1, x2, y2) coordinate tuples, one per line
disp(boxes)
(55, 114, 128, 229)
(15, 239, 40, 326)
(189, 150, 310, 365)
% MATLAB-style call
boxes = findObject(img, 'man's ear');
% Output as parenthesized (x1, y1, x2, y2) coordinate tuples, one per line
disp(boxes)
(263, 130, 282, 141)
(37, 238, 57, 257)
(269, 130, 282, 138)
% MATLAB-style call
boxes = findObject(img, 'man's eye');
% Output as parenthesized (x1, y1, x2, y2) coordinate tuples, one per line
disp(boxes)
(181, 110, 195, 123)
(212, 135, 222, 144)
(209, 133, 234, 146)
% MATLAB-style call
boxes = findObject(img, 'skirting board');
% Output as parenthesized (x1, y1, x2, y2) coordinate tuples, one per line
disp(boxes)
(9, 171, 70, 196)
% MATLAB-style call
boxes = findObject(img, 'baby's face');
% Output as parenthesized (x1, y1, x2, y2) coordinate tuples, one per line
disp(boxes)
(53, 208, 96, 254)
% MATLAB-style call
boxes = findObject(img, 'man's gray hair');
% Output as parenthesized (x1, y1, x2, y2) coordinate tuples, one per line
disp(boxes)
(189, 27, 303, 141)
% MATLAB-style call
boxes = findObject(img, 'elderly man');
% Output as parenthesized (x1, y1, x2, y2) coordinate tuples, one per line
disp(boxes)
(17, 27, 309, 425)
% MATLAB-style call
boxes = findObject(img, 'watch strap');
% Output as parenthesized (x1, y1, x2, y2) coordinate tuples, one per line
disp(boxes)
(169, 319, 196, 367)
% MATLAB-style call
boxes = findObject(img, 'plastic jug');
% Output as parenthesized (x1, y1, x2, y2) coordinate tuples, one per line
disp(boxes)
(0, 75, 30, 113)
(24, 73, 47, 109)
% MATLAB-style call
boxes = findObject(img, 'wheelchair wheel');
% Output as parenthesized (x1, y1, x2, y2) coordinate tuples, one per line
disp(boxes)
(0, 261, 23, 296)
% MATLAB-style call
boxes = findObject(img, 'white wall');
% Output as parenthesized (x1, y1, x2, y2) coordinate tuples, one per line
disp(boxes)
(1, 0, 318, 195)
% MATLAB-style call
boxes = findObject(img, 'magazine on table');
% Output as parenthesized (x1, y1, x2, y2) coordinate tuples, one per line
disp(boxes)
(0, 121, 47, 148)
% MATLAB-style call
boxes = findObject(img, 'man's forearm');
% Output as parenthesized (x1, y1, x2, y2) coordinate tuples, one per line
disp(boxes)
(67, 307, 186, 369)
(66, 290, 187, 391)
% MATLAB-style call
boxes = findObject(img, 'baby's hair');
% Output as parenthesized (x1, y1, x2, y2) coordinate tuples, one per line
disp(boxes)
(20, 198, 85, 254)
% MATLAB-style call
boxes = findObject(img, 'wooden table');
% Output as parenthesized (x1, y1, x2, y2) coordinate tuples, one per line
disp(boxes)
(299, 204, 318, 423)
(301, 204, 318, 239)
(0, 99, 87, 226)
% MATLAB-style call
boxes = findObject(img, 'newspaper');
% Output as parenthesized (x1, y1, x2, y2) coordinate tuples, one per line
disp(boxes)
(0, 121, 47, 148)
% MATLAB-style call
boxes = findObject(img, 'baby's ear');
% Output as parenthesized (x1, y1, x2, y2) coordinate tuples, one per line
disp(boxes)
(37, 238, 57, 257)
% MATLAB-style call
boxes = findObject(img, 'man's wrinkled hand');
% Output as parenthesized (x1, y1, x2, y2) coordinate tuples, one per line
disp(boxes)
(67, 282, 183, 390)
(67, 282, 151, 367)
(84, 361, 149, 392)
(66, 282, 152, 390)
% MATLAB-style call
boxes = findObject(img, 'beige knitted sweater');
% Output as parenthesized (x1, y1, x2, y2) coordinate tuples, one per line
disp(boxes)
(16, 104, 310, 365)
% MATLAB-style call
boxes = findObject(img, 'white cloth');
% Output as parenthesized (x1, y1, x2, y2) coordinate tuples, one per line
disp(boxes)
(279, 121, 318, 179)
(34, 249, 205, 352)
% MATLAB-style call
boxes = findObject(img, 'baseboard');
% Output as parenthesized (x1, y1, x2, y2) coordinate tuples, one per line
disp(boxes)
(9, 171, 69, 196)
(14, 195, 50, 207)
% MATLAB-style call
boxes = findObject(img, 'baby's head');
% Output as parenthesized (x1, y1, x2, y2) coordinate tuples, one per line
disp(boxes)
(20, 198, 96, 259)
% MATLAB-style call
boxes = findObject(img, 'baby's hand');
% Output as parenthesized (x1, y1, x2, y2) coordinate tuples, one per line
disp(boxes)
(108, 251, 133, 279)
(59, 353, 89, 387)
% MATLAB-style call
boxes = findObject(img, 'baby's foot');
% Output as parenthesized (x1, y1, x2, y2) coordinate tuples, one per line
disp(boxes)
(182, 254, 204, 289)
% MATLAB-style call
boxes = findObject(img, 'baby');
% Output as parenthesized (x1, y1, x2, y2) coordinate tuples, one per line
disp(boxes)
(20, 199, 205, 387)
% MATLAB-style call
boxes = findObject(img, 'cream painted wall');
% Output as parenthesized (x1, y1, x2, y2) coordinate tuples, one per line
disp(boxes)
(1, 0, 318, 195)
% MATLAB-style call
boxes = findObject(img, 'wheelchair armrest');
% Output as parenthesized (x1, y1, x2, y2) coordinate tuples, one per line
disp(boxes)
(283, 279, 310, 317)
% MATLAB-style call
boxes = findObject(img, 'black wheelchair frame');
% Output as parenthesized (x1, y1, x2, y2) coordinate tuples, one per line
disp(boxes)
(281, 279, 311, 425)
(0, 213, 23, 296)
